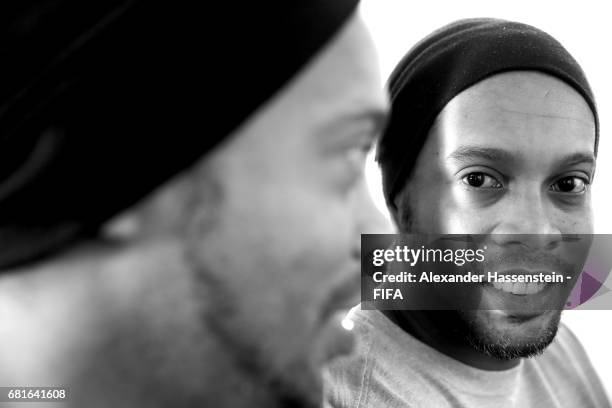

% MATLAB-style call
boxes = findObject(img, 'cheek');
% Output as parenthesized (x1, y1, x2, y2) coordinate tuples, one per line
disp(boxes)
(207, 186, 358, 371)
(549, 203, 593, 234)
(201, 181, 354, 313)
(407, 183, 495, 234)
(445, 211, 494, 234)
(447, 193, 594, 235)
(442, 183, 508, 234)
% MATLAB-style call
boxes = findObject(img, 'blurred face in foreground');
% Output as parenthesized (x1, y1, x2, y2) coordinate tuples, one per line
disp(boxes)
(0, 10, 388, 408)
(393, 71, 596, 365)
(183, 11, 388, 406)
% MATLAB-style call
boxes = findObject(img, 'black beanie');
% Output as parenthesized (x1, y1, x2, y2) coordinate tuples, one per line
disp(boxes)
(377, 18, 599, 210)
(0, 0, 359, 270)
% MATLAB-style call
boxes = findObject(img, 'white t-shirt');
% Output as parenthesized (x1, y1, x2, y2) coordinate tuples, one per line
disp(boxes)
(324, 308, 610, 408)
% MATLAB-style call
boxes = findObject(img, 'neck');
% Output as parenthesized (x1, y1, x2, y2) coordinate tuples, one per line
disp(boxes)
(0, 239, 285, 407)
(385, 310, 520, 370)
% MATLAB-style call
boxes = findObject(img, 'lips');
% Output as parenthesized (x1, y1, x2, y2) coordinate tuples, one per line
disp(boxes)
(475, 267, 573, 312)
(488, 269, 554, 295)
(491, 280, 547, 295)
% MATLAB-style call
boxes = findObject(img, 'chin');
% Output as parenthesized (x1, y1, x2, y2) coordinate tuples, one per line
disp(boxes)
(253, 320, 329, 408)
(460, 309, 562, 360)
(267, 357, 321, 408)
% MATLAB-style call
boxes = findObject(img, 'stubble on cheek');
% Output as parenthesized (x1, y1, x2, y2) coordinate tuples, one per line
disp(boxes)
(184, 238, 322, 407)
(178, 171, 327, 406)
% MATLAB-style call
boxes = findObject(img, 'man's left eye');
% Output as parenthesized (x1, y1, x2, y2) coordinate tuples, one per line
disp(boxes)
(550, 176, 588, 194)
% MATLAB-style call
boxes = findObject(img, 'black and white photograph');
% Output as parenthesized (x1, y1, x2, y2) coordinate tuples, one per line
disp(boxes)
(0, 1, 610, 407)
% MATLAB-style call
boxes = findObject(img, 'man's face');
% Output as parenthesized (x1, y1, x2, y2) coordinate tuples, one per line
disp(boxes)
(394, 71, 596, 358)
(184, 12, 388, 406)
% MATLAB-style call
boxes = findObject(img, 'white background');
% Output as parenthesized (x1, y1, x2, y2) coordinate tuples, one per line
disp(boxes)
(360, 0, 612, 395)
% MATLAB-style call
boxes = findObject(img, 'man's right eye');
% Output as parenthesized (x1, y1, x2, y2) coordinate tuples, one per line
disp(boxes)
(461, 172, 502, 189)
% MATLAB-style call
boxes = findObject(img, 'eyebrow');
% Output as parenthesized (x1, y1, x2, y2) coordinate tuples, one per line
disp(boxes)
(343, 109, 389, 136)
(560, 152, 596, 167)
(447, 146, 596, 168)
(447, 146, 516, 165)
(322, 108, 390, 141)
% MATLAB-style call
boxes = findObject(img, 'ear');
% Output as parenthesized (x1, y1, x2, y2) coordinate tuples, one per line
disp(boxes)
(389, 189, 412, 232)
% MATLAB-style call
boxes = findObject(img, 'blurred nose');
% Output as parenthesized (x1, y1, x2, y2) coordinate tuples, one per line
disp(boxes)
(491, 187, 562, 250)
(353, 179, 393, 236)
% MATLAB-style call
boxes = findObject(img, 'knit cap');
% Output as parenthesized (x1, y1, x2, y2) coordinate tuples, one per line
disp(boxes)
(378, 18, 598, 209)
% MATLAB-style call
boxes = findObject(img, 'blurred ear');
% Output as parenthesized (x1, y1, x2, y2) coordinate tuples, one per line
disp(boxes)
(103, 155, 225, 243)
(102, 172, 197, 241)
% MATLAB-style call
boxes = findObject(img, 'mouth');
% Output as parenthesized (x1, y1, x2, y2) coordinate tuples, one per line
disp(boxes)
(479, 268, 569, 312)
(320, 285, 361, 325)
(490, 281, 548, 295)
(319, 265, 362, 325)
(311, 263, 362, 365)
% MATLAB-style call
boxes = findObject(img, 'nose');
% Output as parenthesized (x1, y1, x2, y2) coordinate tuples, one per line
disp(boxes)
(353, 180, 394, 236)
(491, 187, 562, 250)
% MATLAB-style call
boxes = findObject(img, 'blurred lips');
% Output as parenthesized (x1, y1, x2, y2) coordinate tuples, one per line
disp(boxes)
(319, 266, 361, 325)
(313, 263, 361, 363)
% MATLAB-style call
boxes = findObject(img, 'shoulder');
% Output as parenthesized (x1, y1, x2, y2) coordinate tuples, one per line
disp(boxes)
(323, 308, 378, 408)
(323, 308, 425, 408)
(525, 322, 610, 407)
(541, 322, 592, 368)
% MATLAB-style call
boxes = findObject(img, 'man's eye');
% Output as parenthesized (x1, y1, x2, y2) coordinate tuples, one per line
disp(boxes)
(335, 143, 371, 192)
(550, 176, 588, 194)
(346, 142, 372, 173)
(461, 172, 502, 189)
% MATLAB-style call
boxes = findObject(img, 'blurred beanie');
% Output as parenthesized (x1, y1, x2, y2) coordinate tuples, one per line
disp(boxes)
(0, 0, 359, 270)
(377, 18, 599, 210)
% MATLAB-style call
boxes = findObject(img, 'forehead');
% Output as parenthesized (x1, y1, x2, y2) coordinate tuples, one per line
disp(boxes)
(430, 71, 596, 158)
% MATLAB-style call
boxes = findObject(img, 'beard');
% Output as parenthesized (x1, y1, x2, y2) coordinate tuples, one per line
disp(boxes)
(178, 179, 319, 408)
(180, 175, 327, 408)
(189, 262, 320, 408)
(457, 309, 561, 360)
(398, 309, 561, 361)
